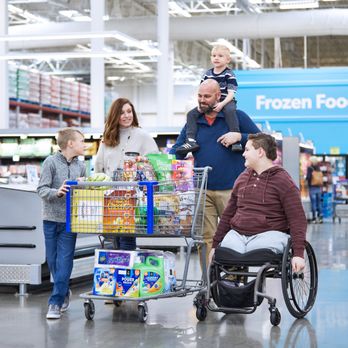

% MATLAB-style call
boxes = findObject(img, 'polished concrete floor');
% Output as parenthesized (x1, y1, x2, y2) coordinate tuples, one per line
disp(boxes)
(1, 221, 347, 348)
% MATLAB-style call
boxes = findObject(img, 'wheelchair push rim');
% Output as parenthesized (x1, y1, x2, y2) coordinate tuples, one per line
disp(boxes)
(281, 240, 318, 318)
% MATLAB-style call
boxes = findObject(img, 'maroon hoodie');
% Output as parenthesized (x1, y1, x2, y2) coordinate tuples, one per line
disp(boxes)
(212, 166, 307, 258)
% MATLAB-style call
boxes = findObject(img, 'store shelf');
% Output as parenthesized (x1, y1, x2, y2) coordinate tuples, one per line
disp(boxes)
(9, 99, 91, 128)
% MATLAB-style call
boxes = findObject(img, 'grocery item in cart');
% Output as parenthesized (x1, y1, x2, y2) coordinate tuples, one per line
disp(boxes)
(177, 191, 195, 236)
(171, 159, 194, 192)
(134, 255, 165, 297)
(146, 153, 175, 191)
(103, 189, 136, 233)
(93, 267, 117, 296)
(164, 251, 177, 292)
(71, 189, 104, 233)
(115, 268, 140, 298)
(95, 249, 136, 268)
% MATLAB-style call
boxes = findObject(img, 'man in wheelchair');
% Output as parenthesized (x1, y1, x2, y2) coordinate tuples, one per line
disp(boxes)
(195, 133, 317, 325)
(209, 132, 306, 273)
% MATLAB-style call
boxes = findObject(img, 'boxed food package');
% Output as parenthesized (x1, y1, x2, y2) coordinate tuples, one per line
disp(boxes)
(71, 189, 104, 233)
(103, 189, 136, 233)
(177, 191, 195, 236)
(93, 267, 117, 296)
(171, 159, 194, 192)
(154, 193, 180, 235)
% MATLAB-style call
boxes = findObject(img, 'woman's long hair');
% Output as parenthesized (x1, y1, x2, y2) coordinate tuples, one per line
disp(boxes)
(103, 98, 139, 147)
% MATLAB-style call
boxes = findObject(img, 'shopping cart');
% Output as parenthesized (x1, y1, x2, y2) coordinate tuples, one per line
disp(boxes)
(66, 166, 210, 322)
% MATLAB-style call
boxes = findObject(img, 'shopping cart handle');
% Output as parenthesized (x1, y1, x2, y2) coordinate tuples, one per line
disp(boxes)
(66, 180, 78, 186)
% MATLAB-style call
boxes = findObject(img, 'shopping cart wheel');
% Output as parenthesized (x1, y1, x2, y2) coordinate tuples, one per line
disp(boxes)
(113, 300, 122, 307)
(137, 302, 148, 323)
(84, 301, 95, 320)
(196, 306, 207, 321)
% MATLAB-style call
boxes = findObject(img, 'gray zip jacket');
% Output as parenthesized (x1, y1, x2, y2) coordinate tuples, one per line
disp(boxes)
(37, 151, 86, 222)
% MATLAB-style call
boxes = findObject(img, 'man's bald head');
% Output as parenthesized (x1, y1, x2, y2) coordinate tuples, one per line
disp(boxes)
(199, 79, 220, 93)
(197, 79, 221, 115)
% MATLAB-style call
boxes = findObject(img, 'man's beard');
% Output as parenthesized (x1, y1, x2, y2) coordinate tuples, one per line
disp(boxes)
(198, 103, 215, 114)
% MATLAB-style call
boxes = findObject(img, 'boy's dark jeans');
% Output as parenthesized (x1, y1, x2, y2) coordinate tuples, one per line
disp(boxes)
(43, 220, 76, 307)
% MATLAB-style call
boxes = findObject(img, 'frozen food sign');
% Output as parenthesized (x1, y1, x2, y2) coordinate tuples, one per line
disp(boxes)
(256, 94, 348, 111)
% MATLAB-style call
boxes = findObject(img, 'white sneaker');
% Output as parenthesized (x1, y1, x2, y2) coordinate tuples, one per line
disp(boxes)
(46, 304, 61, 319)
(61, 289, 72, 313)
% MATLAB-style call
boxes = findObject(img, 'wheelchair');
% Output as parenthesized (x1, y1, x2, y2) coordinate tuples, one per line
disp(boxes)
(194, 238, 318, 326)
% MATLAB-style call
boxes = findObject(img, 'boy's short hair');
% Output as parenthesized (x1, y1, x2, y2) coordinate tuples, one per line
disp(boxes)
(211, 44, 231, 57)
(248, 133, 277, 161)
(57, 127, 83, 150)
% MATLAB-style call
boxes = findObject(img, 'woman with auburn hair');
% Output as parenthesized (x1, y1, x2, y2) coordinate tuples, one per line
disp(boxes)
(95, 97, 159, 250)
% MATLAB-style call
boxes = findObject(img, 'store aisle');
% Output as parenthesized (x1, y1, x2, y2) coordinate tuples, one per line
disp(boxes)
(0, 221, 347, 348)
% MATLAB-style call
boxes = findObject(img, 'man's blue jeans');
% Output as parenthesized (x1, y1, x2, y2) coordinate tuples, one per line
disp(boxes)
(43, 220, 76, 306)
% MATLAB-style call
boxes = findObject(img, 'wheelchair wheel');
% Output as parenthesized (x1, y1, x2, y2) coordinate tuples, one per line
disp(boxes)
(281, 240, 318, 318)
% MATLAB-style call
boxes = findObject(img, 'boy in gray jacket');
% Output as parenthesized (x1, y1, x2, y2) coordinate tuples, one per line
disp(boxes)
(37, 128, 86, 319)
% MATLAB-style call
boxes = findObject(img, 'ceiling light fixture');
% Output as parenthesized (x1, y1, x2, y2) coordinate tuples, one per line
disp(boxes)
(279, 0, 319, 10)
(0, 50, 160, 61)
(168, 2, 192, 17)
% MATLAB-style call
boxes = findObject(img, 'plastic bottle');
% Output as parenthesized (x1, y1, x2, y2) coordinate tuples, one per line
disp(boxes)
(164, 251, 177, 292)
(134, 255, 165, 297)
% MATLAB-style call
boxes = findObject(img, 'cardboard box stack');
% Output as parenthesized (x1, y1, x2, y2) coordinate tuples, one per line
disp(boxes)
(8, 64, 17, 99)
(79, 82, 90, 113)
(40, 74, 52, 106)
(17, 68, 40, 103)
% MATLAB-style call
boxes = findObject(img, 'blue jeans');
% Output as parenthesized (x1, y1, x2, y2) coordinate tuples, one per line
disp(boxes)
(117, 237, 136, 250)
(309, 186, 322, 219)
(43, 220, 77, 306)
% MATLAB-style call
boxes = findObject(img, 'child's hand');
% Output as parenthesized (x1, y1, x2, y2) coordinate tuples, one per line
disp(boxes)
(213, 102, 224, 113)
(56, 180, 69, 198)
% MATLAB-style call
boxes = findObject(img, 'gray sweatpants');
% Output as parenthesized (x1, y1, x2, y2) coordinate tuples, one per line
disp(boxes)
(220, 230, 290, 254)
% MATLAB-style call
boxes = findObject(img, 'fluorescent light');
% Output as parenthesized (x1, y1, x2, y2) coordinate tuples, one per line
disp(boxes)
(59, 10, 91, 22)
(279, 0, 319, 10)
(210, 0, 236, 3)
(0, 50, 160, 61)
(168, 2, 192, 17)
(0, 31, 136, 42)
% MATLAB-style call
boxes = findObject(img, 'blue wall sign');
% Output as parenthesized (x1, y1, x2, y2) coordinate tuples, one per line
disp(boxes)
(235, 68, 348, 153)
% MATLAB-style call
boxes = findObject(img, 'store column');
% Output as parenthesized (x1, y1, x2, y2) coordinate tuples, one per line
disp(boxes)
(0, 0, 9, 129)
(90, 0, 105, 129)
(157, 0, 173, 127)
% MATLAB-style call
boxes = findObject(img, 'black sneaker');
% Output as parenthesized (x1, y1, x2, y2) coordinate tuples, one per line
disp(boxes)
(176, 140, 200, 155)
(231, 142, 243, 152)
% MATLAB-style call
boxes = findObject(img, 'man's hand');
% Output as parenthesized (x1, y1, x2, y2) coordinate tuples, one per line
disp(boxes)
(56, 181, 69, 198)
(208, 248, 216, 265)
(217, 132, 242, 147)
(291, 256, 305, 273)
(213, 102, 224, 113)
